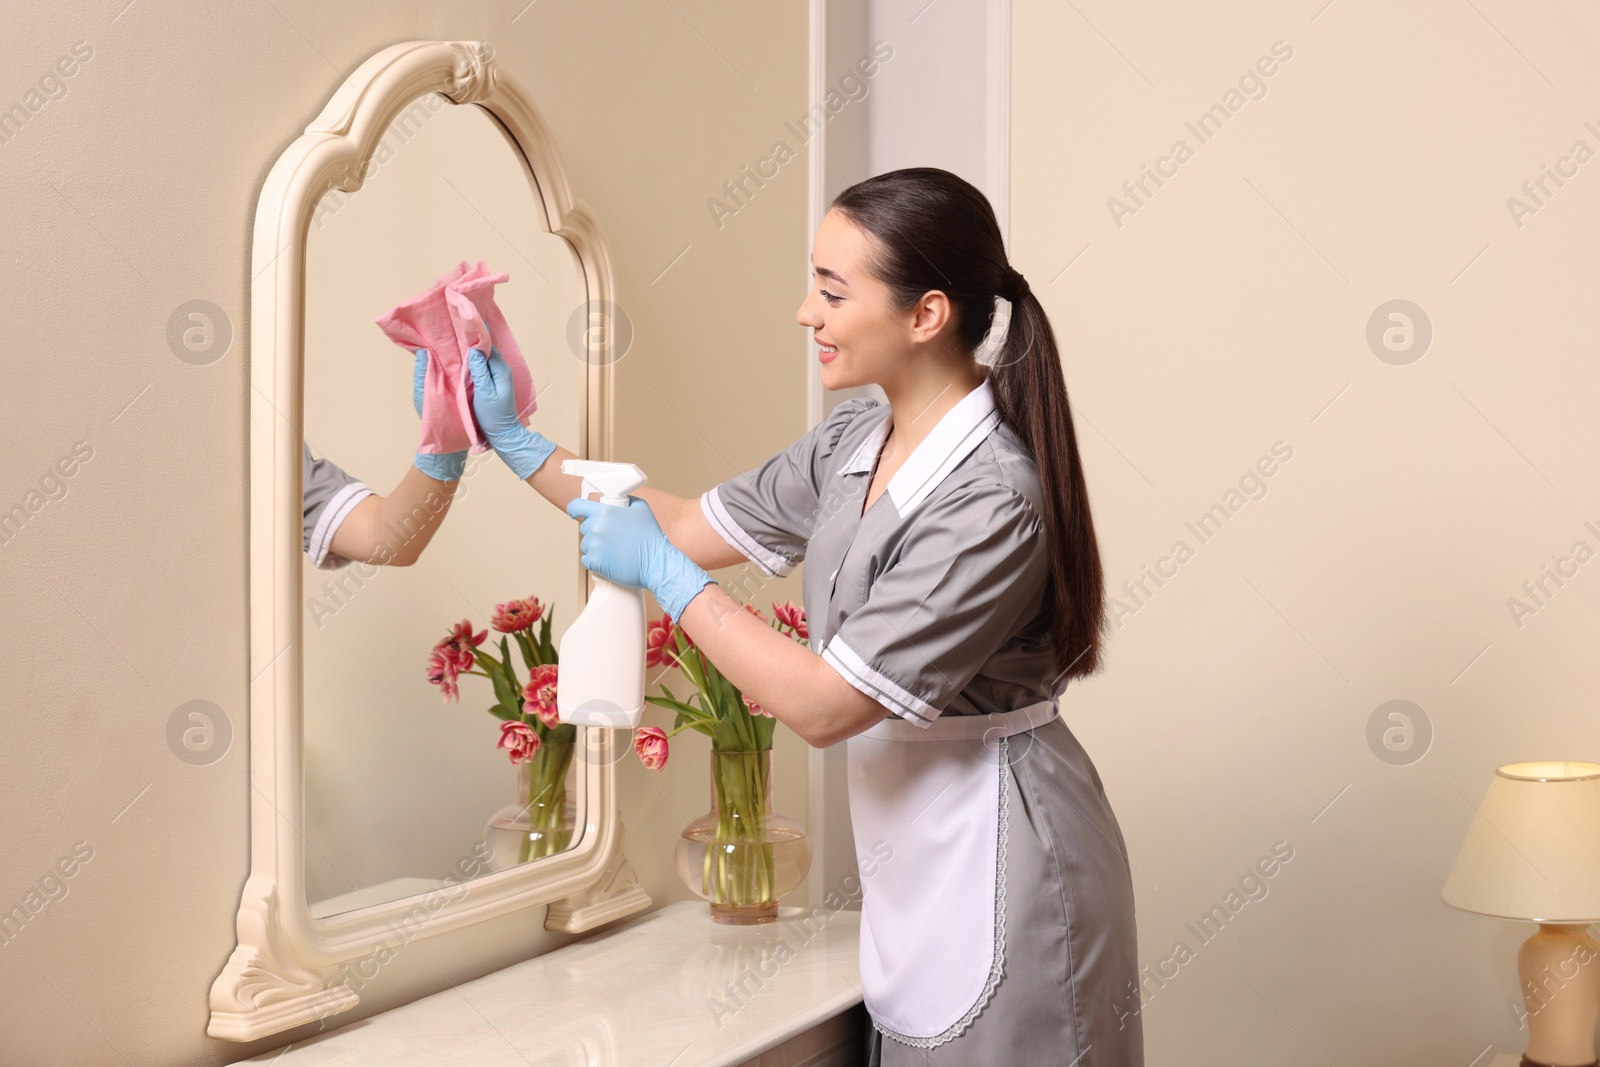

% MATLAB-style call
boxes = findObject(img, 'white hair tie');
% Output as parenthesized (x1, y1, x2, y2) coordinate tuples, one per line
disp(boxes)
(975, 294, 1014, 367)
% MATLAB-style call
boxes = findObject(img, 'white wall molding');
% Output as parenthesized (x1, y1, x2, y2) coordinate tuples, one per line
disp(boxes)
(803, 0, 1011, 910)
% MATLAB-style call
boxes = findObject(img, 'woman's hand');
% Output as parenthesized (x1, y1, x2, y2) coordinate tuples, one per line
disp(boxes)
(412, 346, 430, 418)
(468, 346, 557, 480)
(565, 496, 715, 622)
(411, 347, 469, 482)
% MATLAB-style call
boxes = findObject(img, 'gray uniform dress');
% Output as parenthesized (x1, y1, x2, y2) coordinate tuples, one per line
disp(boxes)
(302, 442, 374, 570)
(701, 380, 1144, 1066)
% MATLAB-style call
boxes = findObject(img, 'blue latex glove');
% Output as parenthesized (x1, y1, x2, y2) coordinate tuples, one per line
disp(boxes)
(467, 345, 557, 480)
(565, 495, 714, 622)
(411, 347, 469, 481)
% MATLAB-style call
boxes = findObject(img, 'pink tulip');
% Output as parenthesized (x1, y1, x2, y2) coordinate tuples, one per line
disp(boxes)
(742, 693, 773, 719)
(773, 600, 808, 639)
(645, 612, 677, 668)
(742, 602, 767, 622)
(426, 649, 460, 702)
(634, 726, 669, 771)
(522, 664, 561, 729)
(497, 720, 541, 764)
(436, 619, 487, 672)
(441, 619, 488, 648)
(492, 596, 545, 633)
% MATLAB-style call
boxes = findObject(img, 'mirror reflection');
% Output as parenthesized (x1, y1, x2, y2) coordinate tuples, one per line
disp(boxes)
(299, 93, 588, 918)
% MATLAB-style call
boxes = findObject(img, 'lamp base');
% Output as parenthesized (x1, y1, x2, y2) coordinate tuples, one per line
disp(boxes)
(1519, 923, 1600, 1067)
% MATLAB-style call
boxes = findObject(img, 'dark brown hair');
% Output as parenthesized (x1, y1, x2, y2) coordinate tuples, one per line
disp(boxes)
(831, 167, 1107, 682)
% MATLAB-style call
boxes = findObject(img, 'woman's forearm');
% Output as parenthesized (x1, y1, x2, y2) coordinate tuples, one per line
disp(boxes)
(334, 465, 459, 566)
(522, 442, 692, 536)
(521, 444, 745, 571)
(675, 583, 888, 748)
(519, 441, 886, 743)
(522, 442, 593, 513)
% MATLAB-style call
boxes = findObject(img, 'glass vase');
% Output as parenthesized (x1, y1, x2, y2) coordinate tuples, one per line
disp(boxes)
(485, 738, 577, 870)
(675, 747, 811, 924)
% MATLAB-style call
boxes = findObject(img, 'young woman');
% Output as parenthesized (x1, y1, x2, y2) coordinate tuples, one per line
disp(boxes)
(469, 167, 1143, 1065)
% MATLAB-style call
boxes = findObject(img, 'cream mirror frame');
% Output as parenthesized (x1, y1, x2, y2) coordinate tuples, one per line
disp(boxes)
(208, 40, 651, 1042)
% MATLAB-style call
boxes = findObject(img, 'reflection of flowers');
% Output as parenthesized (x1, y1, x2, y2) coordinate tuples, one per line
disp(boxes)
(427, 599, 576, 866)
(426, 621, 487, 703)
(424, 602, 572, 762)
(492, 596, 545, 634)
(426, 650, 459, 702)
(522, 664, 561, 729)
(635, 726, 669, 771)
(439, 620, 487, 669)
(498, 720, 540, 763)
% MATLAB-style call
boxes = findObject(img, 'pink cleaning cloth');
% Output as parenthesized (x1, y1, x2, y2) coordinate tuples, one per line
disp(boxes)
(374, 259, 538, 455)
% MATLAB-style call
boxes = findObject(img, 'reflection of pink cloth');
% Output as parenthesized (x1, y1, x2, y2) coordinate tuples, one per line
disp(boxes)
(374, 260, 537, 455)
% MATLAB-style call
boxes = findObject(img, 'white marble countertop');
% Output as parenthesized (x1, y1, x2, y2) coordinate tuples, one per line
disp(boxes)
(227, 900, 864, 1066)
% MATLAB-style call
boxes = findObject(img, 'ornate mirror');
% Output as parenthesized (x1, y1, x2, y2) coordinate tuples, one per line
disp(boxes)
(209, 40, 651, 1042)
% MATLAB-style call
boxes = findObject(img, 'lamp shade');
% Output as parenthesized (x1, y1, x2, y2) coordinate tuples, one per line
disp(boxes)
(1442, 760, 1600, 923)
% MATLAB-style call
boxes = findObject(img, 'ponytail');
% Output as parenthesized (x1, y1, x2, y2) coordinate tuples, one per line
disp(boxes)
(988, 277, 1107, 681)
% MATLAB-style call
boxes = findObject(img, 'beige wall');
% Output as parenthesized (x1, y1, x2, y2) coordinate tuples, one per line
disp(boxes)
(1015, 0, 1600, 1061)
(0, 2, 809, 1064)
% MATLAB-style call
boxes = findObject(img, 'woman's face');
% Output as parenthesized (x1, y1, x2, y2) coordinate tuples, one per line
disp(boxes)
(797, 208, 944, 392)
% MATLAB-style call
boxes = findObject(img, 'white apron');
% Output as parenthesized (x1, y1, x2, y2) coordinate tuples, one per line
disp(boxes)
(846, 698, 1060, 1047)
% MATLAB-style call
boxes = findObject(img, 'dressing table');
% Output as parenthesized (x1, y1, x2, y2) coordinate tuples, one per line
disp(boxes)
(225, 902, 865, 1067)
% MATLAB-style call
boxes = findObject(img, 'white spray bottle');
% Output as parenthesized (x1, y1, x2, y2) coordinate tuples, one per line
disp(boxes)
(557, 460, 649, 729)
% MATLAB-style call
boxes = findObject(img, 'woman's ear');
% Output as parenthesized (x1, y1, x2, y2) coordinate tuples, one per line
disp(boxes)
(909, 290, 954, 343)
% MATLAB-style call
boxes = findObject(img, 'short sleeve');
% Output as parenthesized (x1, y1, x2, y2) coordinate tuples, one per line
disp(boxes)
(303, 442, 374, 570)
(821, 485, 1048, 727)
(701, 397, 879, 577)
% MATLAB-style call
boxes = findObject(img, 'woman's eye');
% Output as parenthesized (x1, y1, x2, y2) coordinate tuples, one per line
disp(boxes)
(821, 289, 842, 304)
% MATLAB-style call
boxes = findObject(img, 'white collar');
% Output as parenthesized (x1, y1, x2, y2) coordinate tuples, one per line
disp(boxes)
(838, 377, 1002, 515)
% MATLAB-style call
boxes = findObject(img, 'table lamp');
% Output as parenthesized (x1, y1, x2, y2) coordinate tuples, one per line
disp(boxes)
(1443, 760, 1600, 1067)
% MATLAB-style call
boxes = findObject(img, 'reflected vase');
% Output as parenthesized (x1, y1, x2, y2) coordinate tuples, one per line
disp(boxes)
(485, 737, 577, 869)
(675, 747, 811, 924)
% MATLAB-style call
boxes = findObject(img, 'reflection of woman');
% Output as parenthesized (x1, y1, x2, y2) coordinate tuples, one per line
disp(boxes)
(302, 349, 483, 569)
(470, 169, 1142, 1065)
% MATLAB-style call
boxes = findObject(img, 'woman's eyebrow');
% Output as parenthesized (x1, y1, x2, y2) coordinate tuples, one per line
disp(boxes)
(811, 262, 851, 288)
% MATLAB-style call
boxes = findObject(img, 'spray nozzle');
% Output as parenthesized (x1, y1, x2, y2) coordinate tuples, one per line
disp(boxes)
(561, 459, 648, 506)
